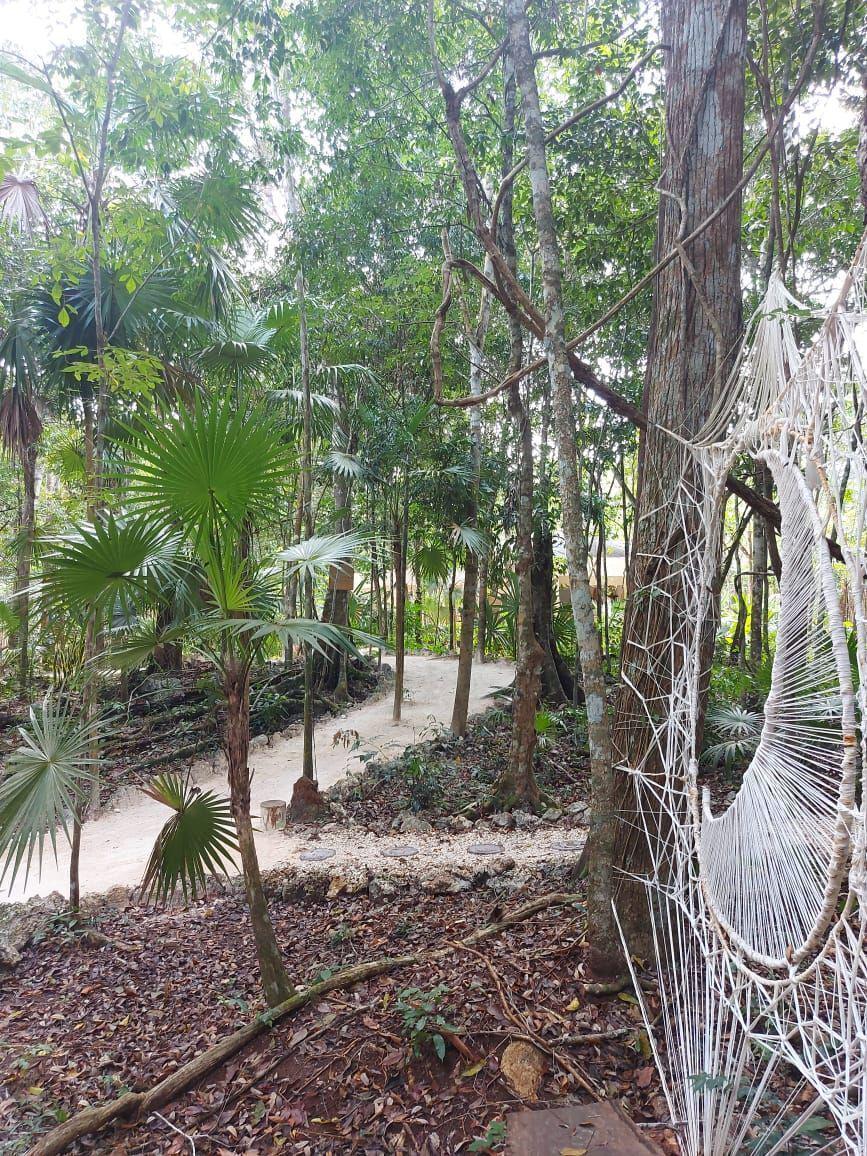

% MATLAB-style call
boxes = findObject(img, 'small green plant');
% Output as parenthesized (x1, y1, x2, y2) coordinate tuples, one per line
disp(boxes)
(533, 707, 563, 750)
(468, 1119, 507, 1152)
(401, 753, 442, 812)
(701, 704, 763, 770)
(329, 921, 354, 945)
(396, 984, 458, 1061)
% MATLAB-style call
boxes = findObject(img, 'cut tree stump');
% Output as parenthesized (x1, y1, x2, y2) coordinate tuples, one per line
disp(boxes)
(505, 1101, 663, 1155)
(260, 799, 287, 831)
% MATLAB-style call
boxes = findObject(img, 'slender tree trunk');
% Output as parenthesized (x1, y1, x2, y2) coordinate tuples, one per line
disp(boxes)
(476, 558, 488, 662)
(392, 476, 410, 721)
(14, 443, 36, 692)
(749, 462, 768, 666)
(595, 0, 747, 967)
(68, 806, 82, 915)
(491, 38, 543, 811)
(506, 0, 615, 948)
(447, 554, 457, 653)
(225, 663, 294, 1007)
(531, 526, 573, 704)
(452, 252, 491, 733)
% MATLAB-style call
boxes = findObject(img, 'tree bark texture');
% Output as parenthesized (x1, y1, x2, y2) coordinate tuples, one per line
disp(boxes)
(225, 664, 294, 1006)
(493, 37, 543, 811)
(506, 0, 616, 947)
(595, 0, 747, 965)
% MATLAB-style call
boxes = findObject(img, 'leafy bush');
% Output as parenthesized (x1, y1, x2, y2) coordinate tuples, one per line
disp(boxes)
(396, 984, 458, 1061)
(402, 753, 443, 812)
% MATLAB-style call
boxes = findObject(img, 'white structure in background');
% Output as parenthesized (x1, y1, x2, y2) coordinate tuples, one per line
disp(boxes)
(629, 234, 867, 1155)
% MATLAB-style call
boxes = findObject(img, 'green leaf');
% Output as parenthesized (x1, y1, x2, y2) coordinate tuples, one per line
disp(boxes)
(0, 697, 102, 888)
(140, 773, 239, 904)
(122, 397, 289, 547)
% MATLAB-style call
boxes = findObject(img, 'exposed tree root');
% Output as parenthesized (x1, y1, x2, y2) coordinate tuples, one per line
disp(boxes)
(28, 892, 582, 1156)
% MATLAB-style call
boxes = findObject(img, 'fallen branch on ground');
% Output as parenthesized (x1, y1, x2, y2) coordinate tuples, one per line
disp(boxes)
(28, 892, 583, 1156)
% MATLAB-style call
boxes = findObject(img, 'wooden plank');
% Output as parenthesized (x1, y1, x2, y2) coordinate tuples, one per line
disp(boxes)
(505, 1100, 664, 1155)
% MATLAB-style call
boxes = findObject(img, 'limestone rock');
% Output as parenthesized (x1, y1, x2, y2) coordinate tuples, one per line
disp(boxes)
(541, 807, 563, 823)
(490, 811, 516, 830)
(0, 892, 66, 969)
(397, 812, 433, 835)
(500, 1039, 547, 1100)
(513, 810, 540, 830)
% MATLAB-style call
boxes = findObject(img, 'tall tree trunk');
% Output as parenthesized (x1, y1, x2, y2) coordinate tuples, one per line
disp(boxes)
(392, 476, 410, 721)
(592, 0, 747, 968)
(531, 525, 574, 704)
(506, 0, 615, 947)
(476, 558, 488, 662)
(451, 262, 490, 735)
(14, 443, 36, 692)
(491, 37, 543, 812)
(749, 463, 768, 666)
(225, 663, 294, 1007)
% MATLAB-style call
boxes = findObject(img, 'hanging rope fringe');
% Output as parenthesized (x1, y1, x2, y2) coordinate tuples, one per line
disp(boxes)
(628, 230, 867, 1155)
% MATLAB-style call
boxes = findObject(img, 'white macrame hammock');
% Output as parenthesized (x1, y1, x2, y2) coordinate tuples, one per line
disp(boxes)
(625, 230, 867, 1156)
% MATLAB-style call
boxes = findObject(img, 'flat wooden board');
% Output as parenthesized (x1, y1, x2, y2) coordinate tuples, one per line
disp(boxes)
(505, 1100, 663, 1156)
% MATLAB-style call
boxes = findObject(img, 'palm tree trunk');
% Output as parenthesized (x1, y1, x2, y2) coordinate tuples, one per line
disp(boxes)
(225, 664, 293, 1007)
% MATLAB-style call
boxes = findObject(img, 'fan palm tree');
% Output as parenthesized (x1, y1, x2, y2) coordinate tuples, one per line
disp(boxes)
(0, 307, 45, 692)
(33, 396, 359, 1005)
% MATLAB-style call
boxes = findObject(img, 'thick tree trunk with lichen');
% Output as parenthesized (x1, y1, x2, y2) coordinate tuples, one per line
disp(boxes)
(590, 0, 747, 969)
(225, 663, 293, 1007)
(506, 0, 616, 947)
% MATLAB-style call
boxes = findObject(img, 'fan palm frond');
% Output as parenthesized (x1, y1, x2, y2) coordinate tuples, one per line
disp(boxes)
(140, 773, 238, 904)
(0, 174, 48, 234)
(451, 523, 487, 557)
(38, 515, 186, 618)
(123, 397, 288, 545)
(0, 696, 102, 887)
(413, 542, 450, 585)
(322, 450, 368, 479)
(277, 533, 362, 583)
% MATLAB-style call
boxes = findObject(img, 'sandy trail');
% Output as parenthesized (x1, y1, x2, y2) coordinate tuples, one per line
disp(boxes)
(5, 654, 523, 903)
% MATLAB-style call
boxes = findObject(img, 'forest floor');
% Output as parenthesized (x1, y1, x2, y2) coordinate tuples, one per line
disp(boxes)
(1, 654, 515, 903)
(1, 654, 817, 1154)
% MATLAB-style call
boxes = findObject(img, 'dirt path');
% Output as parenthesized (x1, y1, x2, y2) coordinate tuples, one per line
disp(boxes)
(5, 655, 530, 903)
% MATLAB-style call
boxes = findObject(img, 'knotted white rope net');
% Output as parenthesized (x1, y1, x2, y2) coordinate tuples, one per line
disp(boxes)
(625, 232, 867, 1155)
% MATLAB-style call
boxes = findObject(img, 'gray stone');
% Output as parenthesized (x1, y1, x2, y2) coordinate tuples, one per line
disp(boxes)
(468, 842, 505, 856)
(398, 813, 433, 835)
(566, 801, 589, 816)
(449, 815, 474, 832)
(249, 733, 270, 750)
(513, 810, 540, 830)
(381, 845, 420, 859)
(490, 811, 516, 830)
(552, 839, 583, 854)
(422, 872, 472, 895)
(541, 807, 563, 823)
(299, 847, 336, 862)
(368, 876, 399, 901)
